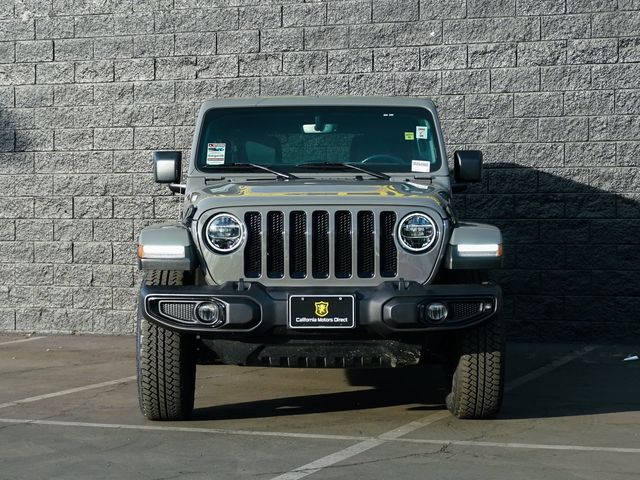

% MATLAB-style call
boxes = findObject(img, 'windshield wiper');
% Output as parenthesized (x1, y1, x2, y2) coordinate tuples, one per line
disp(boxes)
(295, 162, 390, 180)
(224, 163, 298, 180)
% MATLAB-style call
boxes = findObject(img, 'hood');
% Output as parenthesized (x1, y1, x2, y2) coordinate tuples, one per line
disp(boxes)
(190, 180, 449, 216)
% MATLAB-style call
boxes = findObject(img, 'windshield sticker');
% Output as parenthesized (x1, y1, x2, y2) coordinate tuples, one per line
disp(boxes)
(404, 132, 415, 140)
(416, 126, 429, 139)
(412, 160, 431, 173)
(206, 143, 226, 165)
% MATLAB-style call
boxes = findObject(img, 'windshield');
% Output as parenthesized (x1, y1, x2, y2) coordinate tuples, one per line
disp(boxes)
(196, 106, 441, 174)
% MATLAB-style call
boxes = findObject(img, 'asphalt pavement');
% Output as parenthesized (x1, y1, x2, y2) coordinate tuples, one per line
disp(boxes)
(0, 334, 638, 480)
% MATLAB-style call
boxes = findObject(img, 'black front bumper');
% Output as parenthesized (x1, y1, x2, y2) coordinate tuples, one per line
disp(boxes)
(141, 280, 501, 337)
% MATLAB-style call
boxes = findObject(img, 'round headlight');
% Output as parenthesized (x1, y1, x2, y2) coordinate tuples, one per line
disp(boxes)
(205, 213, 245, 253)
(397, 213, 437, 252)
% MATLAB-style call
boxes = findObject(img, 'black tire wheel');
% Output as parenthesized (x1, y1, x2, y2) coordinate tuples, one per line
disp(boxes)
(137, 270, 196, 421)
(444, 271, 506, 419)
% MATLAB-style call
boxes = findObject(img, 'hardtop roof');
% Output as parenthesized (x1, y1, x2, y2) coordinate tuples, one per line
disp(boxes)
(198, 96, 437, 112)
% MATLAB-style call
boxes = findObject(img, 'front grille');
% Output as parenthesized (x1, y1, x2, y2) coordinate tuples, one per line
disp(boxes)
(380, 212, 397, 277)
(290, 211, 307, 278)
(357, 211, 375, 278)
(335, 211, 352, 278)
(243, 209, 398, 281)
(244, 212, 262, 278)
(266, 211, 284, 278)
(312, 211, 330, 278)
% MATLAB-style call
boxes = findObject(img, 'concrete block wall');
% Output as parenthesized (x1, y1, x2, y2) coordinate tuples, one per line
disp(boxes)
(0, 0, 638, 339)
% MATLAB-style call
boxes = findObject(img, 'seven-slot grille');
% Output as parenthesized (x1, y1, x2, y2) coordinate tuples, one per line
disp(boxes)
(243, 210, 398, 280)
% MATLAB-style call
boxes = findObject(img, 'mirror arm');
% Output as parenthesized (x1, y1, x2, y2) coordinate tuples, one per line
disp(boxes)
(168, 183, 186, 194)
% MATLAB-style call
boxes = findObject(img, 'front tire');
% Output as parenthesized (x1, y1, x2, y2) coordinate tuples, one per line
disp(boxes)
(137, 270, 196, 421)
(445, 314, 505, 419)
(443, 270, 505, 419)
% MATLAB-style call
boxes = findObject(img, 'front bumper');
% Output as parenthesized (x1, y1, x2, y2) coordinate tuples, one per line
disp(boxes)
(141, 280, 501, 337)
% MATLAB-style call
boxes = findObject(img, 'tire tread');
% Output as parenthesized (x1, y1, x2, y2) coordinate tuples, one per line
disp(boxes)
(137, 270, 195, 421)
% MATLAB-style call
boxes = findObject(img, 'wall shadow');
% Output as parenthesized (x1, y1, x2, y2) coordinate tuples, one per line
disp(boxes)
(458, 162, 640, 343)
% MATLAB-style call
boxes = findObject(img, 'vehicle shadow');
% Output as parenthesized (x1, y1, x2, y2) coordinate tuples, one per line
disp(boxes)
(191, 365, 447, 421)
(193, 345, 640, 421)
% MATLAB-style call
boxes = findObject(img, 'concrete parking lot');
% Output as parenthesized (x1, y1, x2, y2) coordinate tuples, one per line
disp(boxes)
(0, 334, 638, 480)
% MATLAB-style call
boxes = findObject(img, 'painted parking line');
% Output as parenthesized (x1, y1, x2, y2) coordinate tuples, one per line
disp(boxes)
(0, 414, 638, 455)
(0, 344, 604, 477)
(505, 345, 598, 393)
(0, 417, 370, 442)
(270, 411, 450, 480)
(396, 437, 640, 454)
(0, 336, 45, 346)
(267, 344, 599, 480)
(0, 376, 136, 410)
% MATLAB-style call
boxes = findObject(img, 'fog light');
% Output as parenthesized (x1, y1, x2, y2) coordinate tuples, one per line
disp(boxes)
(195, 301, 224, 326)
(425, 302, 448, 323)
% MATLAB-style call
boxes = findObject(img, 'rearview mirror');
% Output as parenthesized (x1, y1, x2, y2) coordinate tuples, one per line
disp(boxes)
(153, 151, 182, 184)
(453, 150, 483, 183)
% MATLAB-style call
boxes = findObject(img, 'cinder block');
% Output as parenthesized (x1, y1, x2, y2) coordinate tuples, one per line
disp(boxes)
(133, 126, 174, 150)
(217, 30, 259, 54)
(514, 92, 563, 117)
(239, 53, 283, 77)
(260, 28, 303, 53)
(373, 0, 419, 22)
(16, 40, 53, 62)
(239, 6, 282, 29)
(421, 45, 467, 70)
(567, 39, 618, 64)
(374, 48, 419, 72)
(94, 36, 133, 59)
(469, 43, 516, 68)
(541, 14, 590, 40)
(75, 60, 114, 83)
(328, 50, 372, 74)
(36, 62, 74, 84)
(0, 19, 34, 42)
(0, 64, 35, 86)
(15, 85, 53, 107)
(328, 1, 371, 24)
(517, 41, 567, 66)
(54, 38, 93, 61)
(156, 57, 197, 80)
(174, 32, 216, 56)
(283, 3, 327, 27)
(94, 128, 134, 150)
(304, 26, 349, 50)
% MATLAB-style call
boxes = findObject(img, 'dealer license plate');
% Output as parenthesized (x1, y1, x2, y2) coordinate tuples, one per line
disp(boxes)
(288, 295, 355, 329)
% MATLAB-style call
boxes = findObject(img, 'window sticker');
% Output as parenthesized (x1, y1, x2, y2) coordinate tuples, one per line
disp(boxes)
(416, 125, 429, 140)
(404, 132, 415, 140)
(411, 160, 431, 173)
(206, 143, 226, 165)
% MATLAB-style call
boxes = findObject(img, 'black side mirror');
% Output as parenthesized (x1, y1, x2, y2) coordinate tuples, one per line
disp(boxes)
(453, 150, 483, 183)
(153, 151, 182, 184)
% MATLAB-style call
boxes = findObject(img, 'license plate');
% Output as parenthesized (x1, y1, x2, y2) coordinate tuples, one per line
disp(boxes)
(288, 295, 355, 329)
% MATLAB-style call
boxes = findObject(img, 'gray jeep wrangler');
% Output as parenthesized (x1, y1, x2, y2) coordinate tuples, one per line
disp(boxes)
(136, 97, 504, 421)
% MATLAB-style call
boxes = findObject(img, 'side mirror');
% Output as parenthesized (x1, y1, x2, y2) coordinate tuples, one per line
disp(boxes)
(453, 150, 483, 183)
(153, 151, 182, 184)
